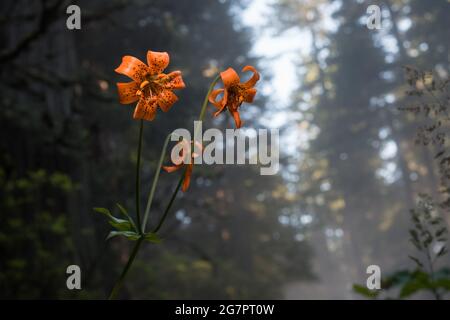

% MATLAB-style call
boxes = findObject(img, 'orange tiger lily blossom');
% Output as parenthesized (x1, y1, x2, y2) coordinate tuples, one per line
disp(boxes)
(209, 65, 260, 128)
(115, 51, 185, 121)
(162, 140, 203, 192)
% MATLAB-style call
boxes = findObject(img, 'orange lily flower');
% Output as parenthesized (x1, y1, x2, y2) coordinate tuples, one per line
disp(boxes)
(209, 66, 260, 128)
(162, 140, 203, 192)
(115, 51, 185, 121)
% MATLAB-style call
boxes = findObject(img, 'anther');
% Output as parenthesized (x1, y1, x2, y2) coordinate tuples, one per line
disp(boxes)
(140, 80, 150, 89)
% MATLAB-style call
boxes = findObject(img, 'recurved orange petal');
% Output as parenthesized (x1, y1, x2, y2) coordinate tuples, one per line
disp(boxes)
(209, 89, 225, 108)
(241, 65, 260, 89)
(147, 51, 169, 75)
(165, 71, 185, 90)
(242, 88, 257, 103)
(182, 164, 193, 192)
(117, 81, 140, 104)
(158, 90, 178, 112)
(115, 56, 150, 83)
(214, 90, 229, 117)
(229, 108, 242, 128)
(220, 67, 240, 88)
(133, 95, 158, 121)
(162, 164, 182, 173)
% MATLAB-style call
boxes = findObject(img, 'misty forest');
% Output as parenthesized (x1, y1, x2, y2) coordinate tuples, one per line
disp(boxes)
(0, 0, 449, 299)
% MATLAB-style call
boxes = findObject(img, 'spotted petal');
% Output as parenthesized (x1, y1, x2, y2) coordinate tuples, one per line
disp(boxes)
(133, 95, 158, 121)
(158, 90, 178, 112)
(115, 56, 150, 83)
(164, 71, 186, 90)
(116, 82, 140, 104)
(147, 51, 169, 75)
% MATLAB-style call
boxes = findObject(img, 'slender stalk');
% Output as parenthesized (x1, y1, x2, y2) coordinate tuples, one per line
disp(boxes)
(135, 119, 144, 232)
(153, 169, 185, 233)
(108, 236, 144, 300)
(192, 73, 220, 173)
(108, 120, 144, 299)
(141, 133, 172, 233)
(199, 74, 221, 122)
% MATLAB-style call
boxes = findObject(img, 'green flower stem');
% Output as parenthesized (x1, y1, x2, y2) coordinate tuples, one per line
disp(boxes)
(198, 74, 221, 122)
(135, 119, 144, 232)
(153, 168, 186, 233)
(108, 236, 144, 300)
(141, 133, 172, 233)
(108, 119, 144, 299)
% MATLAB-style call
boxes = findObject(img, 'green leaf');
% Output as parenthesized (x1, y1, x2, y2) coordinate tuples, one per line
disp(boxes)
(430, 217, 443, 225)
(400, 281, 424, 298)
(408, 255, 424, 268)
(106, 231, 141, 241)
(435, 268, 450, 278)
(108, 218, 133, 232)
(382, 270, 413, 289)
(411, 213, 420, 224)
(144, 232, 162, 244)
(93, 207, 112, 217)
(399, 272, 431, 298)
(433, 279, 450, 291)
(94, 207, 135, 232)
(422, 230, 433, 248)
(352, 284, 379, 298)
(409, 230, 422, 250)
(116, 203, 137, 231)
(435, 227, 447, 238)
(434, 150, 445, 159)
(437, 245, 447, 257)
(116, 203, 129, 216)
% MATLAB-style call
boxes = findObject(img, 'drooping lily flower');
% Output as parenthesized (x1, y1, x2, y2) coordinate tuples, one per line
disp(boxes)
(162, 140, 202, 192)
(209, 66, 260, 128)
(115, 51, 185, 121)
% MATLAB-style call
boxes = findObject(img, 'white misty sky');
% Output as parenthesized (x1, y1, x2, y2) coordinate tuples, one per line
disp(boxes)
(238, 0, 310, 161)
(241, 0, 309, 108)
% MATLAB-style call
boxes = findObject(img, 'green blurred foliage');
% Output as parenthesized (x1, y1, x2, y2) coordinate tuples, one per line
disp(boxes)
(0, 166, 77, 298)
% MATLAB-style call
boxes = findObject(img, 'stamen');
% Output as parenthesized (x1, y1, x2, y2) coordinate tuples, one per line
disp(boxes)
(140, 80, 150, 89)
